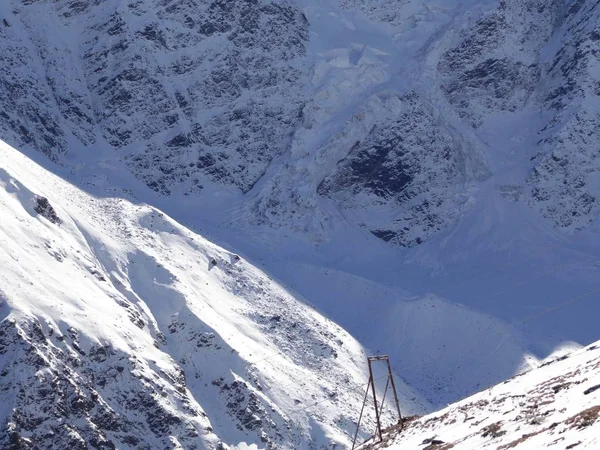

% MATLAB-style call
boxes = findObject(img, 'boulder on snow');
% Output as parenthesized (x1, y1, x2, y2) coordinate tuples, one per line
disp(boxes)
(33, 196, 61, 224)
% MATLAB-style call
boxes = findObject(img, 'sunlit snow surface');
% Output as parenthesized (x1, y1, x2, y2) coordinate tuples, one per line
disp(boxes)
(1, 142, 429, 448)
(367, 341, 600, 449)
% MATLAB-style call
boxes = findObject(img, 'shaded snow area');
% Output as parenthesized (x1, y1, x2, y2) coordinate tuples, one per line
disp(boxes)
(363, 341, 600, 450)
(0, 142, 429, 448)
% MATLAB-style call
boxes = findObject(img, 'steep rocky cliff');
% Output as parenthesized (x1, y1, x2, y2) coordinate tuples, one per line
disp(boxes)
(1, 0, 599, 243)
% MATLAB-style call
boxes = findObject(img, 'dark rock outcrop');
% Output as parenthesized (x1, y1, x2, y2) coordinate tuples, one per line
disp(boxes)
(33, 196, 61, 224)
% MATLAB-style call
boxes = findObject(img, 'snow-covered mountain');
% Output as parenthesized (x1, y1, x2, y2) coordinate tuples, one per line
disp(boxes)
(364, 340, 600, 449)
(2, 0, 599, 238)
(2, 0, 599, 241)
(1, 0, 600, 448)
(1, 141, 432, 448)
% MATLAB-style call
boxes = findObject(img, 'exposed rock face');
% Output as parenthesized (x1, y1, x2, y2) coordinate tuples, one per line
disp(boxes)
(1, 0, 600, 238)
(119, 0, 309, 195)
(526, 0, 600, 230)
(438, 0, 561, 128)
(33, 196, 61, 224)
(2, 1, 600, 447)
(0, 14, 69, 161)
(0, 0, 308, 196)
(338, 0, 412, 26)
(318, 93, 475, 247)
(0, 317, 217, 450)
(433, 0, 600, 232)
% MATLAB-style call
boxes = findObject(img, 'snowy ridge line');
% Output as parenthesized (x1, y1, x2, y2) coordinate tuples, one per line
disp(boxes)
(0, 142, 390, 449)
(368, 342, 600, 449)
(3, 142, 421, 449)
(395, 284, 600, 376)
(355, 401, 465, 450)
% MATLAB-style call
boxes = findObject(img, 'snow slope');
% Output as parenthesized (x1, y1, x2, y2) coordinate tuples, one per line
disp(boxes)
(0, 141, 429, 448)
(1, 0, 600, 446)
(364, 340, 600, 449)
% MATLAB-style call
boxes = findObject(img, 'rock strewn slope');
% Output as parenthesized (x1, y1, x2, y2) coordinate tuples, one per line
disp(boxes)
(365, 341, 600, 450)
(1, 142, 427, 449)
